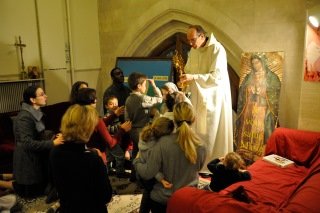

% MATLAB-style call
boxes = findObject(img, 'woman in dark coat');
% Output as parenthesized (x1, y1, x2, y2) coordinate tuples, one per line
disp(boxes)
(12, 85, 63, 198)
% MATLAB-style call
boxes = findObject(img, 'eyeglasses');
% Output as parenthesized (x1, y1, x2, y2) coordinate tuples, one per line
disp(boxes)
(36, 92, 46, 98)
(188, 33, 202, 44)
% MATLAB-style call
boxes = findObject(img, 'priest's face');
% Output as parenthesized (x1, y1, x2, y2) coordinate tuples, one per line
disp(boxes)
(187, 28, 205, 49)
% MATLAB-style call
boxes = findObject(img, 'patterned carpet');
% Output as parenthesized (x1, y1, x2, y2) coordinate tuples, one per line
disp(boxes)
(107, 175, 142, 213)
(13, 175, 209, 213)
(107, 176, 210, 213)
(14, 174, 142, 213)
(108, 194, 141, 213)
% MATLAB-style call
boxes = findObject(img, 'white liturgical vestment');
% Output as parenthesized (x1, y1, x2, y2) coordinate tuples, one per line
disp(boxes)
(184, 33, 233, 172)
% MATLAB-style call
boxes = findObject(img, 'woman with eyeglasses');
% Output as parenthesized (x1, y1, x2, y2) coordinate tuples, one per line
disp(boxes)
(3, 85, 64, 198)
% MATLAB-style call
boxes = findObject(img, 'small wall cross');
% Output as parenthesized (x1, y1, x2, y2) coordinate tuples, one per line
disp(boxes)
(15, 36, 26, 72)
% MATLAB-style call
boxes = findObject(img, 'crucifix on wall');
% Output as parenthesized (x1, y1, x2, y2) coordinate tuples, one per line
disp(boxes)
(14, 36, 27, 79)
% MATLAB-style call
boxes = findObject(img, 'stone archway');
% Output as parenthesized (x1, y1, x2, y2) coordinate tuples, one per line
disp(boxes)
(117, 9, 242, 73)
(97, 9, 242, 113)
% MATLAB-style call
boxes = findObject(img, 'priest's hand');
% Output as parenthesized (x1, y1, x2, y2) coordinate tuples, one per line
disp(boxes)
(180, 74, 194, 83)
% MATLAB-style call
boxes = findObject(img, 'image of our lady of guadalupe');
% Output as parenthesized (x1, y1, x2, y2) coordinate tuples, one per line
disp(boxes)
(234, 52, 283, 163)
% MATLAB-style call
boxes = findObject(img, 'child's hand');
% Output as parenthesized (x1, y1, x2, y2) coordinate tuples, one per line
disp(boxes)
(148, 79, 156, 87)
(125, 150, 131, 160)
(161, 179, 173, 189)
(120, 121, 132, 132)
(115, 106, 125, 116)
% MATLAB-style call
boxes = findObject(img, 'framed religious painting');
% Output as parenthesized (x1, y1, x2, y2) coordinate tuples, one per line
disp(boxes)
(234, 52, 283, 163)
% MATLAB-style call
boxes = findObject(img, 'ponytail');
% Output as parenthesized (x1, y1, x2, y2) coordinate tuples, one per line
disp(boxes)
(140, 124, 154, 142)
(174, 102, 202, 164)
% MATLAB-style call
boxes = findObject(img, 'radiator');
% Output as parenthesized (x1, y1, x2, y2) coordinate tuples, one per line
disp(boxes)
(0, 79, 44, 113)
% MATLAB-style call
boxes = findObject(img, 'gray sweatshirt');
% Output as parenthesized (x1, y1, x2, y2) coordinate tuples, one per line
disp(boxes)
(134, 133, 206, 204)
(137, 138, 164, 182)
(125, 88, 162, 128)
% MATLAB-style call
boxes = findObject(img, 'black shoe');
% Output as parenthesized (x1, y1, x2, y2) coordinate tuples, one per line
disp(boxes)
(124, 159, 132, 170)
(116, 171, 131, 179)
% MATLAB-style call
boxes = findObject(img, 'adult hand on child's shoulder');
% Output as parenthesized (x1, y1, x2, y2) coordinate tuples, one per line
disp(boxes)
(53, 133, 64, 146)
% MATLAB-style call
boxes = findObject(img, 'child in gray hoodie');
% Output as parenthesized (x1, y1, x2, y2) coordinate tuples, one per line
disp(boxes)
(136, 117, 174, 213)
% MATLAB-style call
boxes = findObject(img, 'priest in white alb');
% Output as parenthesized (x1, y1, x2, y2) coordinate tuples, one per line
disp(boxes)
(180, 25, 233, 173)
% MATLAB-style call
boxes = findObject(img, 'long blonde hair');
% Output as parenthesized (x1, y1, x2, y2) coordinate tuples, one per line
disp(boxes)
(174, 102, 202, 164)
(140, 117, 174, 142)
(60, 104, 99, 143)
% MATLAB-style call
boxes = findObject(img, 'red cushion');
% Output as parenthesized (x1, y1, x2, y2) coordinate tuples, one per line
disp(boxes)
(221, 159, 308, 208)
(265, 127, 320, 167)
(281, 173, 320, 213)
(167, 187, 277, 213)
(167, 128, 320, 213)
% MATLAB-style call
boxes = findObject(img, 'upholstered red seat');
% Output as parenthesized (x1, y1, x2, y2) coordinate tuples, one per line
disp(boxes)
(167, 128, 320, 213)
